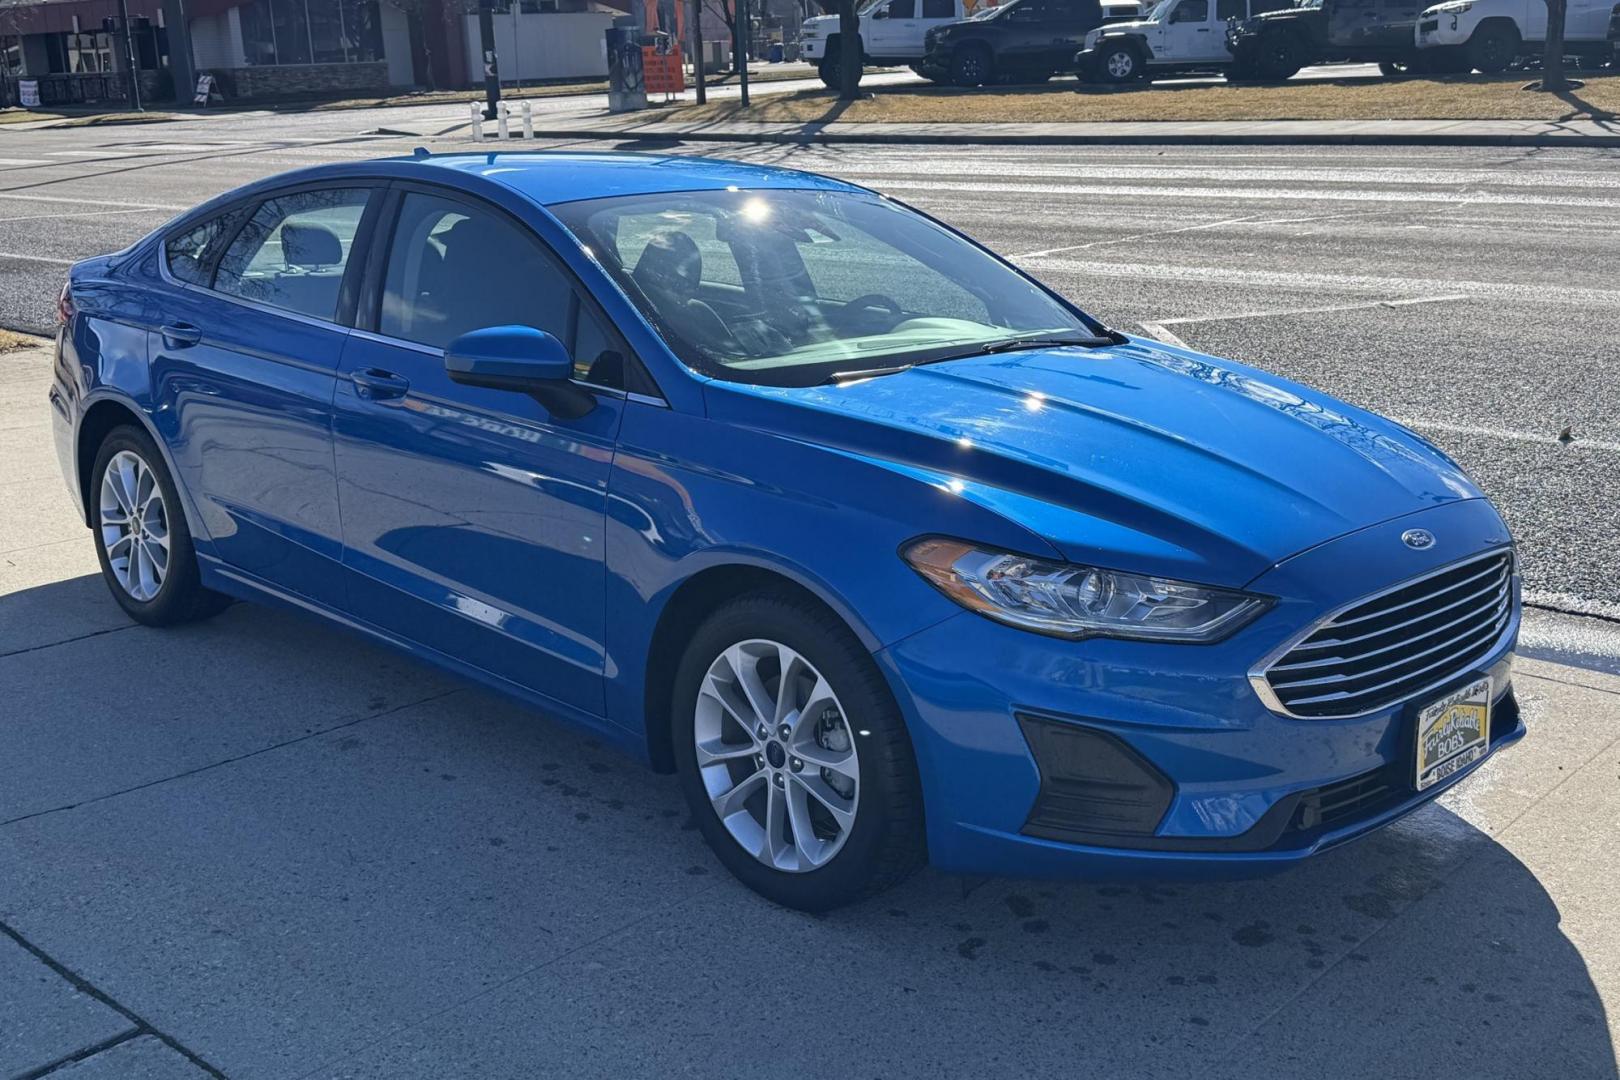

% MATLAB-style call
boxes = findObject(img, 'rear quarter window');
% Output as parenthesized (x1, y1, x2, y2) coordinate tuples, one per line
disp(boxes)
(164, 210, 243, 287)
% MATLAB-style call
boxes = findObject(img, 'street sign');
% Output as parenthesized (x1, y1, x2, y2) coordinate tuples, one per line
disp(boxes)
(193, 73, 214, 105)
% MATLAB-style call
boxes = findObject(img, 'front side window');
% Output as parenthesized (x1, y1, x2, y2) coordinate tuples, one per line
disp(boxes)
(553, 188, 1104, 388)
(887, 0, 917, 16)
(378, 192, 623, 388)
(922, 0, 956, 15)
(1171, 0, 1209, 20)
(214, 188, 370, 320)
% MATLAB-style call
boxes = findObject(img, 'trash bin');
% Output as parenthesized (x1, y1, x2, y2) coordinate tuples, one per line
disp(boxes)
(768, 43, 784, 62)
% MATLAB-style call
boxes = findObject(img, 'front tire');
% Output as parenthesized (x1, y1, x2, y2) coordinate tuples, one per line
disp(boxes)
(1466, 24, 1518, 73)
(1094, 41, 1142, 84)
(672, 591, 925, 911)
(951, 45, 994, 86)
(1254, 31, 1303, 80)
(90, 426, 228, 627)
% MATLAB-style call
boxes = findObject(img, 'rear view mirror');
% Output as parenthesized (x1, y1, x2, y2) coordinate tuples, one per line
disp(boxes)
(445, 325, 594, 419)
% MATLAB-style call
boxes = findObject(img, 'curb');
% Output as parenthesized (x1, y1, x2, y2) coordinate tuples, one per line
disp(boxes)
(522, 126, 1620, 148)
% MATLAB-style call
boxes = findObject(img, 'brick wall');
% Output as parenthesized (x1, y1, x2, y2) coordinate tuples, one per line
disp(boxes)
(206, 61, 390, 101)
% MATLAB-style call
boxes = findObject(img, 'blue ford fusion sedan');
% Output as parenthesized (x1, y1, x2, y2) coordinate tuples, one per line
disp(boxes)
(49, 151, 1521, 910)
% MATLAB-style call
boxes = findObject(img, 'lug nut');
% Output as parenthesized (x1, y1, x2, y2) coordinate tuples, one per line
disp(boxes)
(790, 757, 803, 772)
(772, 773, 786, 788)
(754, 753, 765, 769)
(777, 723, 792, 740)
(756, 723, 769, 739)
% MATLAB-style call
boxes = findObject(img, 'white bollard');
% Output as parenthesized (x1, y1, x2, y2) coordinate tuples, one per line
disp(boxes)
(497, 101, 510, 141)
(470, 101, 484, 142)
(521, 100, 533, 140)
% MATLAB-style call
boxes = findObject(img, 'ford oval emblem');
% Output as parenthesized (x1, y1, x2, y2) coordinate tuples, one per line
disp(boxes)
(1402, 529, 1436, 550)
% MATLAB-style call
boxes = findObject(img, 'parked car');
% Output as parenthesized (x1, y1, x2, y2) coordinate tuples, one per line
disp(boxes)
(800, 0, 994, 87)
(1413, 0, 1618, 72)
(52, 151, 1524, 911)
(1077, 0, 1295, 83)
(918, 0, 1106, 84)
(1226, 0, 1435, 81)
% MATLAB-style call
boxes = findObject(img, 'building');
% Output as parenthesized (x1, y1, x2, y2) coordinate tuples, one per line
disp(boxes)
(0, 0, 633, 107)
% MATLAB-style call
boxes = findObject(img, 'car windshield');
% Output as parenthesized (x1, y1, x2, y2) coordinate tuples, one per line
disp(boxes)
(1147, 0, 1176, 18)
(971, 1, 1013, 17)
(553, 188, 1104, 388)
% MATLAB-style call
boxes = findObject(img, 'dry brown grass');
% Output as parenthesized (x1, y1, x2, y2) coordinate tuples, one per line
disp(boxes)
(648, 73, 1620, 125)
(0, 328, 45, 353)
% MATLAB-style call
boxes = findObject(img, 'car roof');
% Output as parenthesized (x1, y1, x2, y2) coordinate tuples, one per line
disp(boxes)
(393, 150, 866, 207)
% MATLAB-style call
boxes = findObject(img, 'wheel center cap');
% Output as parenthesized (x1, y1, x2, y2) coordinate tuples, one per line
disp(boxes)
(765, 742, 787, 769)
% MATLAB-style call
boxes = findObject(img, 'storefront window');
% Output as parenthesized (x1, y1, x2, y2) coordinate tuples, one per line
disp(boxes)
(65, 33, 115, 74)
(1, 35, 21, 77)
(240, 0, 384, 64)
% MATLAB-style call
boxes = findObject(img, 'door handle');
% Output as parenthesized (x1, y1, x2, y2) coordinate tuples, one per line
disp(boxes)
(351, 368, 411, 400)
(160, 323, 201, 349)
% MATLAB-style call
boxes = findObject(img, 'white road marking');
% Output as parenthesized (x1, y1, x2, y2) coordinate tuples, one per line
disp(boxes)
(0, 251, 77, 266)
(0, 190, 185, 211)
(880, 179, 1620, 210)
(1149, 294, 1470, 328)
(1137, 322, 1189, 349)
(0, 206, 165, 224)
(1042, 258, 1620, 307)
(0, 159, 48, 167)
(46, 150, 139, 158)
(1014, 215, 1257, 259)
(1395, 418, 1620, 454)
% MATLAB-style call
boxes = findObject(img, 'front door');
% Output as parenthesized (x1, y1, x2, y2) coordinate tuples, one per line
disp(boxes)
(1158, 0, 1225, 61)
(867, 0, 924, 56)
(332, 187, 632, 715)
(149, 185, 378, 601)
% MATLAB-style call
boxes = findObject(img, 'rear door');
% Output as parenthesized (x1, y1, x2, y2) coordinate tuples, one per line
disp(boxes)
(331, 184, 636, 715)
(149, 183, 381, 602)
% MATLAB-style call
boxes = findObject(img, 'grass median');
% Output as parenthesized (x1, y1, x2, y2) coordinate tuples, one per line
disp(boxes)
(646, 72, 1619, 124)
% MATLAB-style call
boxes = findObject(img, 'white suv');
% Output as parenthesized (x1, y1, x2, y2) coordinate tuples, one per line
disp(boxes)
(1415, 0, 1617, 71)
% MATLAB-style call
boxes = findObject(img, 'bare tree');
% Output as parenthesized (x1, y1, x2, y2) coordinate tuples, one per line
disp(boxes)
(1539, 0, 1569, 91)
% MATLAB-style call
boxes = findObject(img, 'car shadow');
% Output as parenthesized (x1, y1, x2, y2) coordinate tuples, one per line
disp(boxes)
(1, 573, 1613, 1077)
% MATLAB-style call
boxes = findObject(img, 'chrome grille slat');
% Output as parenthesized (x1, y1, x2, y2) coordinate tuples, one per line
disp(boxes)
(1270, 580, 1507, 673)
(1278, 610, 1509, 707)
(1319, 559, 1506, 631)
(1258, 550, 1514, 719)
(1268, 592, 1510, 687)
(1286, 569, 1508, 654)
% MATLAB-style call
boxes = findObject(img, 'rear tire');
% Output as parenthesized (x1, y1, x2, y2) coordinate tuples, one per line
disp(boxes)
(672, 590, 926, 911)
(1467, 24, 1518, 74)
(90, 426, 229, 627)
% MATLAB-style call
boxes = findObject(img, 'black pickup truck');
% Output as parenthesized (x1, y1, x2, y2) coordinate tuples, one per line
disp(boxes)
(1226, 0, 1439, 80)
(918, 0, 1106, 84)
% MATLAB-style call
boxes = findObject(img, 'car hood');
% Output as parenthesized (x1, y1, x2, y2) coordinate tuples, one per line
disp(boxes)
(716, 338, 1481, 589)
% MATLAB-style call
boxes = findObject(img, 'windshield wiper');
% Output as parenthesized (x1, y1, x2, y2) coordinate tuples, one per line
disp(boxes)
(976, 330, 1126, 354)
(823, 363, 915, 384)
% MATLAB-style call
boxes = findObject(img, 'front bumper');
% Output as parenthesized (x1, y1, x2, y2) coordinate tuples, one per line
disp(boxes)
(801, 37, 825, 60)
(1416, 13, 1470, 48)
(876, 497, 1522, 880)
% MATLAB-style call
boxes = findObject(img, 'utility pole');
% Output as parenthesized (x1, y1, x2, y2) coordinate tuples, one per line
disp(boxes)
(692, 0, 706, 104)
(116, 0, 143, 111)
(733, 0, 749, 106)
(477, 0, 501, 120)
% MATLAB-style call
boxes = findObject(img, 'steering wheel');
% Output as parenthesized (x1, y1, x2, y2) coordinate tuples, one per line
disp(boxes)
(835, 293, 905, 334)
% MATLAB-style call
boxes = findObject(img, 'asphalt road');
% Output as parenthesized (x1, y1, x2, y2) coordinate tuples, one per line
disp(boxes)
(2, 120, 1620, 1078)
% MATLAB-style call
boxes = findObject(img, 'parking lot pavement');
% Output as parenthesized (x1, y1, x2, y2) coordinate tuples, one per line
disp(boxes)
(2, 336, 1618, 1079)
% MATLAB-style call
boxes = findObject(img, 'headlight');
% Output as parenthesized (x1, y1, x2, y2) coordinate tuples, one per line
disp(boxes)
(903, 538, 1270, 642)
(1085, 29, 1101, 47)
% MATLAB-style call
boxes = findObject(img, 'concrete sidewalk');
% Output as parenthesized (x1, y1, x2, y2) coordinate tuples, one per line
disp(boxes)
(462, 114, 1620, 148)
(3, 337, 1617, 1079)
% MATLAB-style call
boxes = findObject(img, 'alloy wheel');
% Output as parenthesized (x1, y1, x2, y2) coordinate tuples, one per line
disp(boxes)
(99, 449, 169, 602)
(1106, 50, 1135, 79)
(694, 639, 860, 872)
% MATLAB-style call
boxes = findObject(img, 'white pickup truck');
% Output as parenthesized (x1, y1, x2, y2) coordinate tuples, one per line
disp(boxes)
(1414, 0, 1617, 71)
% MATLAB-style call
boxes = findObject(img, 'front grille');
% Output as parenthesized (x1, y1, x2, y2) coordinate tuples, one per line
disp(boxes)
(1291, 769, 1396, 833)
(1261, 550, 1513, 719)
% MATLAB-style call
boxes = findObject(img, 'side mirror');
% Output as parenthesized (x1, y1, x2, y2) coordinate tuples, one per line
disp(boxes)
(445, 325, 594, 419)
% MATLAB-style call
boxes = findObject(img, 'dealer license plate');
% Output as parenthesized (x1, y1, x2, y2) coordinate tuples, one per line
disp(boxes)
(1415, 677, 1491, 792)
